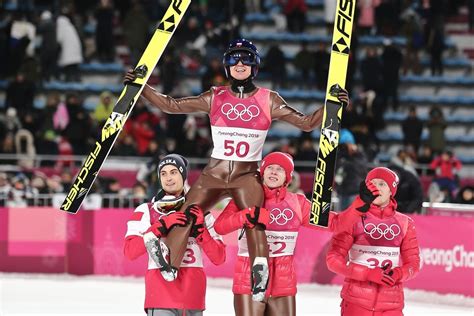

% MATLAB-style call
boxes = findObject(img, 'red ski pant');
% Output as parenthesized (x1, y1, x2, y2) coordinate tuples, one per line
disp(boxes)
(341, 300, 403, 316)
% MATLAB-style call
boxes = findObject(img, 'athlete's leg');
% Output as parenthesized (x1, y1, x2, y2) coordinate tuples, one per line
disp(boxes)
(231, 173, 267, 301)
(265, 296, 295, 316)
(165, 179, 225, 270)
(234, 294, 266, 316)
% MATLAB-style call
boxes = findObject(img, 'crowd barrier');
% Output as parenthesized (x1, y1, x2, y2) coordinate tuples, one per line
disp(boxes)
(1, 207, 472, 297)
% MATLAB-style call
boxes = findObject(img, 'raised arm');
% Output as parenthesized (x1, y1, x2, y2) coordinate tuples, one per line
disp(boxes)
(270, 89, 349, 131)
(270, 92, 323, 131)
(299, 194, 361, 233)
(141, 84, 212, 114)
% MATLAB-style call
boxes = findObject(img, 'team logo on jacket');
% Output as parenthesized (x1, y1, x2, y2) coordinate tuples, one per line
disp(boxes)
(221, 103, 260, 121)
(270, 208, 294, 225)
(364, 223, 401, 240)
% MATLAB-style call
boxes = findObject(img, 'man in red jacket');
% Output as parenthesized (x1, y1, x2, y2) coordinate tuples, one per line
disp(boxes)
(124, 154, 226, 315)
(214, 152, 360, 315)
(327, 167, 421, 316)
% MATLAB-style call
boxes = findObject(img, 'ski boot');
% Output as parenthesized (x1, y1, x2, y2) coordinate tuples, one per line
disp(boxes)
(251, 257, 269, 302)
(144, 232, 178, 281)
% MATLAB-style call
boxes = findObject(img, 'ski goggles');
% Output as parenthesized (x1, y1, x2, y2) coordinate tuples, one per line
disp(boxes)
(223, 51, 258, 66)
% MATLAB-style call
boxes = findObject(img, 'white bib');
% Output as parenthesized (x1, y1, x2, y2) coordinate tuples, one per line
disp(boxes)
(238, 231, 299, 257)
(210, 126, 268, 161)
(349, 244, 400, 269)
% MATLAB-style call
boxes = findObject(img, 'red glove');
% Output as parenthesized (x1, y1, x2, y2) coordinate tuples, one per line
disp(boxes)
(146, 212, 187, 237)
(186, 204, 206, 239)
(386, 267, 403, 284)
(242, 206, 270, 229)
(366, 267, 395, 286)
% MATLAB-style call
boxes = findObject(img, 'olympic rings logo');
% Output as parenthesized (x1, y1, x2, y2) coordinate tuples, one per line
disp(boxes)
(221, 103, 260, 121)
(270, 208, 294, 225)
(364, 223, 401, 240)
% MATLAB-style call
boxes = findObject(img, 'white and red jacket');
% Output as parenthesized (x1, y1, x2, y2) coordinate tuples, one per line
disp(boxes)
(124, 202, 226, 311)
(326, 197, 420, 312)
(214, 185, 358, 297)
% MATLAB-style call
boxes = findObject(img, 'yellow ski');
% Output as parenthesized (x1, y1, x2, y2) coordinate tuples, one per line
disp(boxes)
(61, 0, 191, 214)
(309, 0, 356, 226)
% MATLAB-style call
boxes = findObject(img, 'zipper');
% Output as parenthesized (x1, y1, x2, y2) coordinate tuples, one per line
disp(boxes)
(238, 86, 244, 98)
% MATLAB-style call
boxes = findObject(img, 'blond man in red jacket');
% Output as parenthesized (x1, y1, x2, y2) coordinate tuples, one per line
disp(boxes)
(327, 167, 421, 316)
(214, 152, 359, 316)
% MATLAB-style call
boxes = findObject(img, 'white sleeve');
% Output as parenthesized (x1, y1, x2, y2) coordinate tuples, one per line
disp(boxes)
(205, 213, 223, 242)
(125, 203, 151, 238)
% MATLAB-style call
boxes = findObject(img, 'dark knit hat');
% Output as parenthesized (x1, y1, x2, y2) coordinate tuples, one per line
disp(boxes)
(158, 154, 189, 181)
(366, 167, 399, 196)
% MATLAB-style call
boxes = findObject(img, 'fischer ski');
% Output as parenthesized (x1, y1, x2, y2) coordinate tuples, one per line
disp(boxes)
(309, 0, 356, 227)
(60, 0, 191, 214)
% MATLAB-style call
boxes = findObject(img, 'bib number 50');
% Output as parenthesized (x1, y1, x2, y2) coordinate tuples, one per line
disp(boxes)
(224, 140, 249, 158)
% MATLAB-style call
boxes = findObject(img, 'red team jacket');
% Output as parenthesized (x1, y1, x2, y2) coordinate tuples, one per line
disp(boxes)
(124, 203, 226, 311)
(326, 197, 420, 312)
(214, 185, 357, 297)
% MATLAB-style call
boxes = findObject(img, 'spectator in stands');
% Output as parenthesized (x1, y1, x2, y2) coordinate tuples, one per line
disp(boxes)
(31, 174, 50, 195)
(388, 164, 423, 214)
(201, 57, 227, 92)
(288, 170, 305, 195)
(7, 173, 37, 207)
(56, 13, 83, 82)
(400, 8, 423, 74)
(263, 44, 287, 89)
(5, 71, 35, 112)
(95, 0, 115, 62)
(357, 0, 380, 35)
(46, 175, 64, 194)
(93, 91, 115, 125)
(113, 134, 138, 156)
(313, 42, 330, 90)
(335, 129, 369, 210)
(159, 47, 180, 95)
(8, 11, 36, 76)
(430, 150, 462, 198)
(360, 47, 383, 93)
(402, 106, 423, 154)
(428, 182, 451, 203)
(131, 182, 148, 207)
(103, 178, 126, 208)
(0, 172, 11, 207)
(293, 41, 313, 89)
(455, 186, 474, 204)
(37, 10, 59, 83)
(427, 18, 446, 76)
(122, 0, 151, 67)
(374, 0, 400, 36)
(417, 145, 434, 175)
(381, 38, 402, 110)
(324, 0, 337, 34)
(284, 0, 307, 33)
(0, 108, 22, 138)
(63, 93, 91, 156)
(294, 137, 318, 172)
(426, 105, 447, 155)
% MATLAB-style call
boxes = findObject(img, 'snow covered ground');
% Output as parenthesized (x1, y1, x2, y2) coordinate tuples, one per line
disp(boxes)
(1, 273, 473, 315)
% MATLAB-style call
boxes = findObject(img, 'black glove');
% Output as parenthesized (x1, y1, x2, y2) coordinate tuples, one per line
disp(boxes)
(356, 180, 380, 212)
(123, 69, 137, 85)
